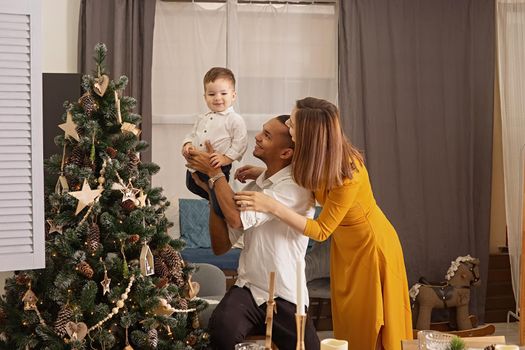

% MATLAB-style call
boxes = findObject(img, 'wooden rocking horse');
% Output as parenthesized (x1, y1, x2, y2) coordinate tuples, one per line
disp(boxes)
(409, 255, 493, 336)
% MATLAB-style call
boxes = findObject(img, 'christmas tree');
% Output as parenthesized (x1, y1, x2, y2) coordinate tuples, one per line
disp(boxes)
(0, 43, 209, 350)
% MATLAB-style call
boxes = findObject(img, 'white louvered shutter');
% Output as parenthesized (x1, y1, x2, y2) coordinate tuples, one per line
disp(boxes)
(0, 0, 43, 271)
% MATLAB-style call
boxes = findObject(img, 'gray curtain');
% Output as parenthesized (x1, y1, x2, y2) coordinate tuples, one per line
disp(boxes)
(78, 0, 156, 162)
(339, 0, 494, 322)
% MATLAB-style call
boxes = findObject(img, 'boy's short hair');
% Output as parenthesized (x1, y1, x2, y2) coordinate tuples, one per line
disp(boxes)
(203, 67, 236, 89)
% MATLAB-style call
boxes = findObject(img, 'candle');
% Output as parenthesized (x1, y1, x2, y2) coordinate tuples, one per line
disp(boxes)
(296, 259, 305, 315)
(320, 339, 348, 350)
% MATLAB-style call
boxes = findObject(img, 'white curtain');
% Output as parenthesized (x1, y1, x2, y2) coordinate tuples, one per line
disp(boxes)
(152, 0, 337, 128)
(151, 1, 337, 236)
(496, 0, 525, 310)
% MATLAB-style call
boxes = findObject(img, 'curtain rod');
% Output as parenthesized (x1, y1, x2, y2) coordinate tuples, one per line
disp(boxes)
(160, 0, 336, 4)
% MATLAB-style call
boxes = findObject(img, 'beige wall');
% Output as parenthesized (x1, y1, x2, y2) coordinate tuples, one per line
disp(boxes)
(0, 0, 81, 293)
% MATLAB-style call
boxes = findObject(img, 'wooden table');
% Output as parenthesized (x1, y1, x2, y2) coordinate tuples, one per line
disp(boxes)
(402, 335, 506, 349)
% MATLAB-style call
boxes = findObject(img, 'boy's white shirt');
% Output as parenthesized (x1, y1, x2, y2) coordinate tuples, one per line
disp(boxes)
(183, 106, 248, 162)
(228, 165, 315, 309)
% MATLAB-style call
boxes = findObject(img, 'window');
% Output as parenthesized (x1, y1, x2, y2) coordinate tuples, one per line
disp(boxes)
(152, 0, 337, 129)
(0, 0, 44, 271)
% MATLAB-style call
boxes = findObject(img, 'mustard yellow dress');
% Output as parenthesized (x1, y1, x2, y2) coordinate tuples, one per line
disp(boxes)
(304, 161, 412, 350)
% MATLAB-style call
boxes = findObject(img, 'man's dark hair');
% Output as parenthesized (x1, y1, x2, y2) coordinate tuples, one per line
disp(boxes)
(275, 114, 294, 148)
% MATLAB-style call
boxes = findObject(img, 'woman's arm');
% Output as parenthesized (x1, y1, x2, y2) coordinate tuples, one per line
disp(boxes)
(234, 191, 308, 232)
(235, 178, 360, 241)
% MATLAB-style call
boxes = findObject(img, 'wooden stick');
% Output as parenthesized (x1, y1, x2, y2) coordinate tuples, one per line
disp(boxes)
(265, 271, 276, 350)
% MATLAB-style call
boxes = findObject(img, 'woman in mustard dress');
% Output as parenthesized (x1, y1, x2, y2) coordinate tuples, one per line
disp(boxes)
(234, 97, 412, 349)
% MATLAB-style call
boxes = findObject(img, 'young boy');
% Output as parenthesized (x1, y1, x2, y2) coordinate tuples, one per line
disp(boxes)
(182, 67, 247, 217)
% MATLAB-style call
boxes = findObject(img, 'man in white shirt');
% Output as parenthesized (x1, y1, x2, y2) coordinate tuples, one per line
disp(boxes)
(188, 115, 320, 350)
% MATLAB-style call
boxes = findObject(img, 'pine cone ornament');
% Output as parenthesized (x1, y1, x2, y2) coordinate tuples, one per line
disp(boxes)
(54, 304, 73, 337)
(176, 297, 188, 310)
(67, 146, 84, 167)
(78, 92, 98, 117)
(154, 257, 169, 279)
(76, 261, 94, 278)
(148, 328, 158, 348)
(159, 246, 185, 287)
(127, 151, 140, 174)
(121, 199, 136, 213)
(0, 307, 6, 326)
(87, 223, 100, 252)
(106, 146, 117, 158)
(15, 273, 30, 286)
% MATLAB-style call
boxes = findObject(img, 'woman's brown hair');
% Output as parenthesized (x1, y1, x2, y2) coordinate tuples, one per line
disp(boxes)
(292, 97, 363, 191)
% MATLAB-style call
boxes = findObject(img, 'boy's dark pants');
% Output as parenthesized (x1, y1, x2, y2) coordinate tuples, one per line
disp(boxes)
(186, 164, 231, 218)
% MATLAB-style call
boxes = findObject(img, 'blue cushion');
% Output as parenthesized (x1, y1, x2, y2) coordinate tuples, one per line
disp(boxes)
(181, 248, 241, 270)
(179, 199, 211, 249)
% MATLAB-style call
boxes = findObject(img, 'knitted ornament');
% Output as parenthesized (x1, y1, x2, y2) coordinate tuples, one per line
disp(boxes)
(186, 334, 198, 347)
(155, 277, 168, 289)
(54, 304, 73, 337)
(87, 223, 100, 253)
(127, 234, 140, 244)
(76, 261, 94, 278)
(121, 199, 136, 213)
(148, 328, 158, 348)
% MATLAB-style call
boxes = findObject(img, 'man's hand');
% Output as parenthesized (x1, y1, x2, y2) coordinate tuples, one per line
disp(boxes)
(182, 142, 194, 157)
(187, 141, 222, 176)
(210, 153, 233, 168)
(235, 165, 265, 183)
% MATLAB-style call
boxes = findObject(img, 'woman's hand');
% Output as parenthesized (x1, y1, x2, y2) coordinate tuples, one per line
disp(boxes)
(234, 165, 265, 183)
(234, 191, 279, 213)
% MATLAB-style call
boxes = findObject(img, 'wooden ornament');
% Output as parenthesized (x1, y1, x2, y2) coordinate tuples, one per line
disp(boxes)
(124, 345, 134, 350)
(22, 287, 38, 310)
(153, 298, 176, 316)
(46, 219, 63, 235)
(185, 276, 200, 299)
(121, 122, 141, 137)
(140, 243, 155, 276)
(58, 111, 80, 141)
(93, 74, 109, 96)
(68, 179, 103, 215)
(55, 175, 69, 194)
(65, 321, 88, 341)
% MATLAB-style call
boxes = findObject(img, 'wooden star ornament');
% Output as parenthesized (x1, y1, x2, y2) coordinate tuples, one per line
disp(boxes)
(68, 179, 103, 215)
(46, 219, 63, 234)
(101, 272, 111, 295)
(58, 111, 80, 141)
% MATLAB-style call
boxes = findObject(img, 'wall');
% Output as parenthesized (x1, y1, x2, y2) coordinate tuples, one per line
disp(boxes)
(0, 0, 507, 291)
(0, 0, 81, 292)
